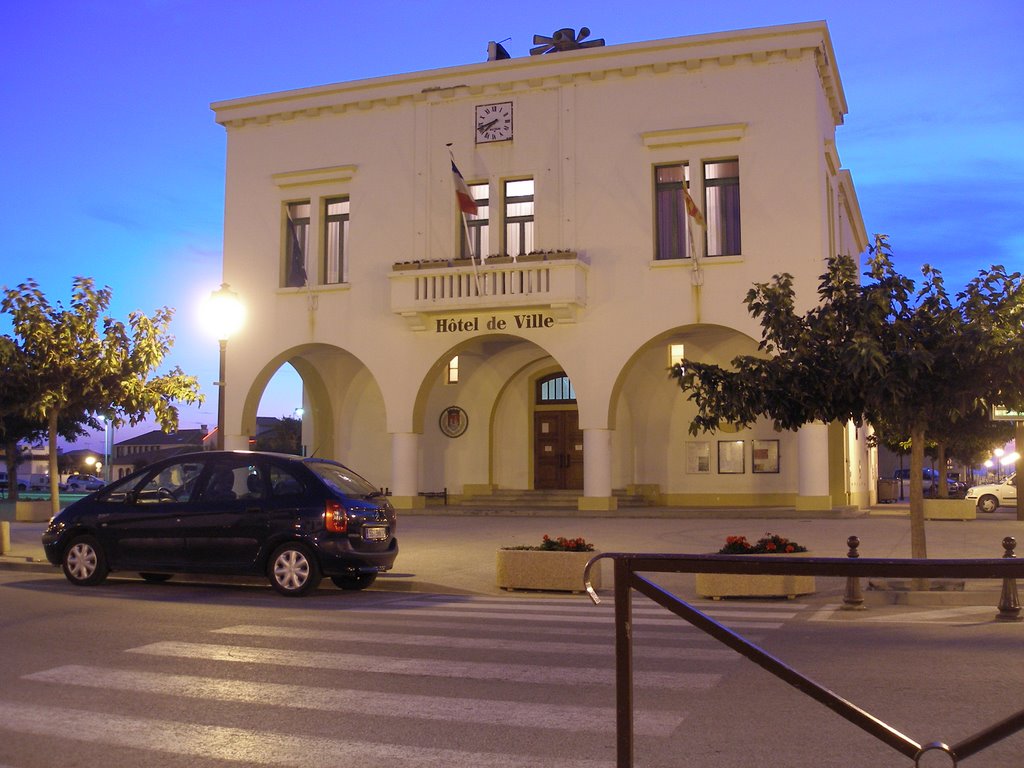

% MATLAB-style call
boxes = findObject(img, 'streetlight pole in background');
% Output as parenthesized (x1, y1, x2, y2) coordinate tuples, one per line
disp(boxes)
(204, 283, 245, 451)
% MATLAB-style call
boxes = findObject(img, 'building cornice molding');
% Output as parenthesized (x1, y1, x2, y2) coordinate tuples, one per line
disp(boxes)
(212, 22, 847, 130)
(271, 164, 358, 189)
(641, 123, 747, 148)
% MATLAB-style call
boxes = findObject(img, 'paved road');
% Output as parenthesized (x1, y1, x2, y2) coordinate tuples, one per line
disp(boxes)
(2, 568, 1022, 767)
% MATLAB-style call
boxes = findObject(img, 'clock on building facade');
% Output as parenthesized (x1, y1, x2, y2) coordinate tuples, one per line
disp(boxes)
(475, 101, 513, 143)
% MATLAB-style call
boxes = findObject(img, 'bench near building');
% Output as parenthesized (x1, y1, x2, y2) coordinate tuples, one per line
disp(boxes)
(210, 21, 870, 513)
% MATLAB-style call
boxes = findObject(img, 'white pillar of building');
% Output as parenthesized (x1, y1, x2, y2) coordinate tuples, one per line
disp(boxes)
(580, 428, 617, 511)
(390, 432, 424, 509)
(796, 421, 831, 511)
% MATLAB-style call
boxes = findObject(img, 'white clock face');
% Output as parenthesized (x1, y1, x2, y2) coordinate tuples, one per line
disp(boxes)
(475, 102, 513, 143)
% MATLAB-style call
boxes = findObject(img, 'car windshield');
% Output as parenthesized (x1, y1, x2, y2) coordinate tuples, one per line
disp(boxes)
(306, 461, 380, 498)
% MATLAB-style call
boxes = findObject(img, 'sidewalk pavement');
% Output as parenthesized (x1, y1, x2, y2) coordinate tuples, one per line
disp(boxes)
(3, 504, 1024, 603)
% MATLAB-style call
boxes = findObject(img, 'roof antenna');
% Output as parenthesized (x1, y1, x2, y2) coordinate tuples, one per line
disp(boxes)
(487, 37, 511, 61)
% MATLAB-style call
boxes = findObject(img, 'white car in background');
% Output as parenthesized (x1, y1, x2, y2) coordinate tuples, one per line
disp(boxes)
(966, 474, 1017, 513)
(65, 474, 105, 492)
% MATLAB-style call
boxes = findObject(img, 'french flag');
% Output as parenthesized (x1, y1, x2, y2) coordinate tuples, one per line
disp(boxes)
(451, 160, 479, 216)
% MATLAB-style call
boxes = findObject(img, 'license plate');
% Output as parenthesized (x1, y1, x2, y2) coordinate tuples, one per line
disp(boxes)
(363, 526, 388, 541)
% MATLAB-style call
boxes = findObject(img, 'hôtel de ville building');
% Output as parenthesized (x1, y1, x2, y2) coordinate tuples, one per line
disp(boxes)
(211, 21, 871, 514)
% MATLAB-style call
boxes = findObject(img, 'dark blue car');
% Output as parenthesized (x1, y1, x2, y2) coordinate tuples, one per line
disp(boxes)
(41, 450, 398, 596)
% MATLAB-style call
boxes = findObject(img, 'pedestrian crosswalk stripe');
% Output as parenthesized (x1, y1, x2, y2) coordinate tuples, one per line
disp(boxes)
(810, 604, 1001, 624)
(385, 593, 809, 620)
(0, 701, 615, 768)
(127, 641, 720, 690)
(314, 605, 789, 630)
(279, 613, 769, 646)
(24, 664, 683, 737)
(212, 624, 740, 662)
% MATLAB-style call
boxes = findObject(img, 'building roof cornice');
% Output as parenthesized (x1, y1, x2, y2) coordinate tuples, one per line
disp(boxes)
(211, 21, 847, 129)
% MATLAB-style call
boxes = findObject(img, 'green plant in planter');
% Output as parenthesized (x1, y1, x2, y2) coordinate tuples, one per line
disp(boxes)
(718, 532, 807, 554)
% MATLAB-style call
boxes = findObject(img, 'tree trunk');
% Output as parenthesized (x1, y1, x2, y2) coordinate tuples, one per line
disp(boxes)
(47, 408, 60, 517)
(4, 442, 19, 502)
(909, 425, 928, 570)
(913, 423, 929, 593)
(935, 442, 948, 499)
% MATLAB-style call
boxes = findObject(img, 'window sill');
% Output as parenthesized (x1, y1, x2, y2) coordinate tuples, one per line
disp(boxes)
(649, 254, 744, 269)
(276, 282, 351, 295)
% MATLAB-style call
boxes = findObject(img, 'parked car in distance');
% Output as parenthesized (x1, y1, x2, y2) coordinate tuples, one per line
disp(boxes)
(29, 474, 64, 492)
(41, 450, 398, 596)
(65, 474, 105, 492)
(893, 468, 966, 498)
(966, 474, 1018, 514)
(0, 472, 27, 492)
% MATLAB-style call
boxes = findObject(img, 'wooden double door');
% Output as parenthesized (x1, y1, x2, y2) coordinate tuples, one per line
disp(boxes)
(534, 410, 583, 490)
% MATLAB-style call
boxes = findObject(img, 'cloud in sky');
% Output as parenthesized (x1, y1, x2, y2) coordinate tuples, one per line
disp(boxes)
(2, 0, 1022, 448)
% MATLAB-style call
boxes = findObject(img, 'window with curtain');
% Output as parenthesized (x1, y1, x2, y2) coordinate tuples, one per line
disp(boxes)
(654, 164, 694, 260)
(460, 183, 489, 259)
(284, 201, 309, 287)
(704, 160, 741, 257)
(504, 178, 534, 257)
(323, 197, 349, 284)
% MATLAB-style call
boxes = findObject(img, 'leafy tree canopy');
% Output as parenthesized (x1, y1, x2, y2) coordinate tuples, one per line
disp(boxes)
(1, 277, 204, 510)
(671, 236, 1024, 558)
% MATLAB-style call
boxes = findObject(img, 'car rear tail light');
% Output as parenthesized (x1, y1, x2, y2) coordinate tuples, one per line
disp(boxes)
(325, 501, 348, 533)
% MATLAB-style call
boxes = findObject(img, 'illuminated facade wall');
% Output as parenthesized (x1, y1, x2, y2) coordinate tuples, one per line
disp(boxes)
(213, 21, 870, 512)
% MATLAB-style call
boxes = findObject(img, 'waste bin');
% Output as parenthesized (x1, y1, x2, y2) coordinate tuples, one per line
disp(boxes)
(877, 478, 899, 503)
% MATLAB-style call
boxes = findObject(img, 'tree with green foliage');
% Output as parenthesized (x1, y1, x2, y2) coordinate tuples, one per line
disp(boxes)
(0, 335, 92, 500)
(671, 236, 1024, 559)
(2, 277, 204, 513)
(255, 415, 303, 455)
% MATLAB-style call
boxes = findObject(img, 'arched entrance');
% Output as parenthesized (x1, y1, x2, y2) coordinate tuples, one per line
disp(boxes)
(533, 372, 583, 490)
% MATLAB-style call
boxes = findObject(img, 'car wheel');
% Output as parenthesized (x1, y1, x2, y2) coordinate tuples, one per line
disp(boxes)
(139, 573, 173, 583)
(268, 543, 321, 596)
(331, 573, 377, 591)
(977, 495, 1000, 514)
(62, 536, 109, 586)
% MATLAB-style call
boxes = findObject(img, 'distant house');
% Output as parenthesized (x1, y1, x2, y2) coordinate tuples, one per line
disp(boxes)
(0, 447, 50, 491)
(110, 418, 286, 478)
(110, 426, 215, 479)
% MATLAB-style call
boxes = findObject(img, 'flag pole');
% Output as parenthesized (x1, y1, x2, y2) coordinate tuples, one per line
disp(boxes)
(684, 179, 706, 324)
(447, 144, 484, 297)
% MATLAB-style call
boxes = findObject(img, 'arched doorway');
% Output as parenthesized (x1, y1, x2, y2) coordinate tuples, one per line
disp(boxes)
(533, 372, 583, 490)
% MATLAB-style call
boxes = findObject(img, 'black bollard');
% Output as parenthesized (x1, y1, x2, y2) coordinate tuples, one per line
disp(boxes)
(841, 535, 866, 610)
(996, 536, 1022, 622)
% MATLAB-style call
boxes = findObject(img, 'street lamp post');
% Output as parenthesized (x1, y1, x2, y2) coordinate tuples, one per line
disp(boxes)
(204, 283, 245, 451)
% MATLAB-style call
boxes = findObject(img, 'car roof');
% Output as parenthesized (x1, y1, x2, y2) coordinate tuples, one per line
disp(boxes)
(148, 449, 347, 469)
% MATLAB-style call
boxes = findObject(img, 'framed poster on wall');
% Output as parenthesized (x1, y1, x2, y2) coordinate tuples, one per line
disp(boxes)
(752, 439, 780, 473)
(685, 441, 711, 474)
(717, 440, 745, 474)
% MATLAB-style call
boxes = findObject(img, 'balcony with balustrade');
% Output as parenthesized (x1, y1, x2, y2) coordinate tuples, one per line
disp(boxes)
(389, 251, 588, 330)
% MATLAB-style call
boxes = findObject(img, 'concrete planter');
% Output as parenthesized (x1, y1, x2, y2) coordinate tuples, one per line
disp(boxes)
(923, 498, 976, 520)
(14, 500, 53, 522)
(696, 555, 815, 600)
(496, 548, 600, 593)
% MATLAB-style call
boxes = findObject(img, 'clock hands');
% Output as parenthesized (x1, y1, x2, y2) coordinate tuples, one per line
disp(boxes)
(477, 118, 500, 133)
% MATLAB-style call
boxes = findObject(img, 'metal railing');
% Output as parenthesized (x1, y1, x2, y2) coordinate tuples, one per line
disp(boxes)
(583, 543, 1024, 767)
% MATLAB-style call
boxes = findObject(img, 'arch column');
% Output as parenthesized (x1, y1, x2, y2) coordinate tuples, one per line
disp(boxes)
(390, 431, 424, 509)
(579, 428, 617, 511)
(796, 421, 831, 511)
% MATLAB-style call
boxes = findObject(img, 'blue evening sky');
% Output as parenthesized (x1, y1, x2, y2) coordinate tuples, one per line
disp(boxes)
(2, 0, 1022, 451)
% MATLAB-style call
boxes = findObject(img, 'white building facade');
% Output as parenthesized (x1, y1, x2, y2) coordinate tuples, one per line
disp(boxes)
(212, 22, 870, 513)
